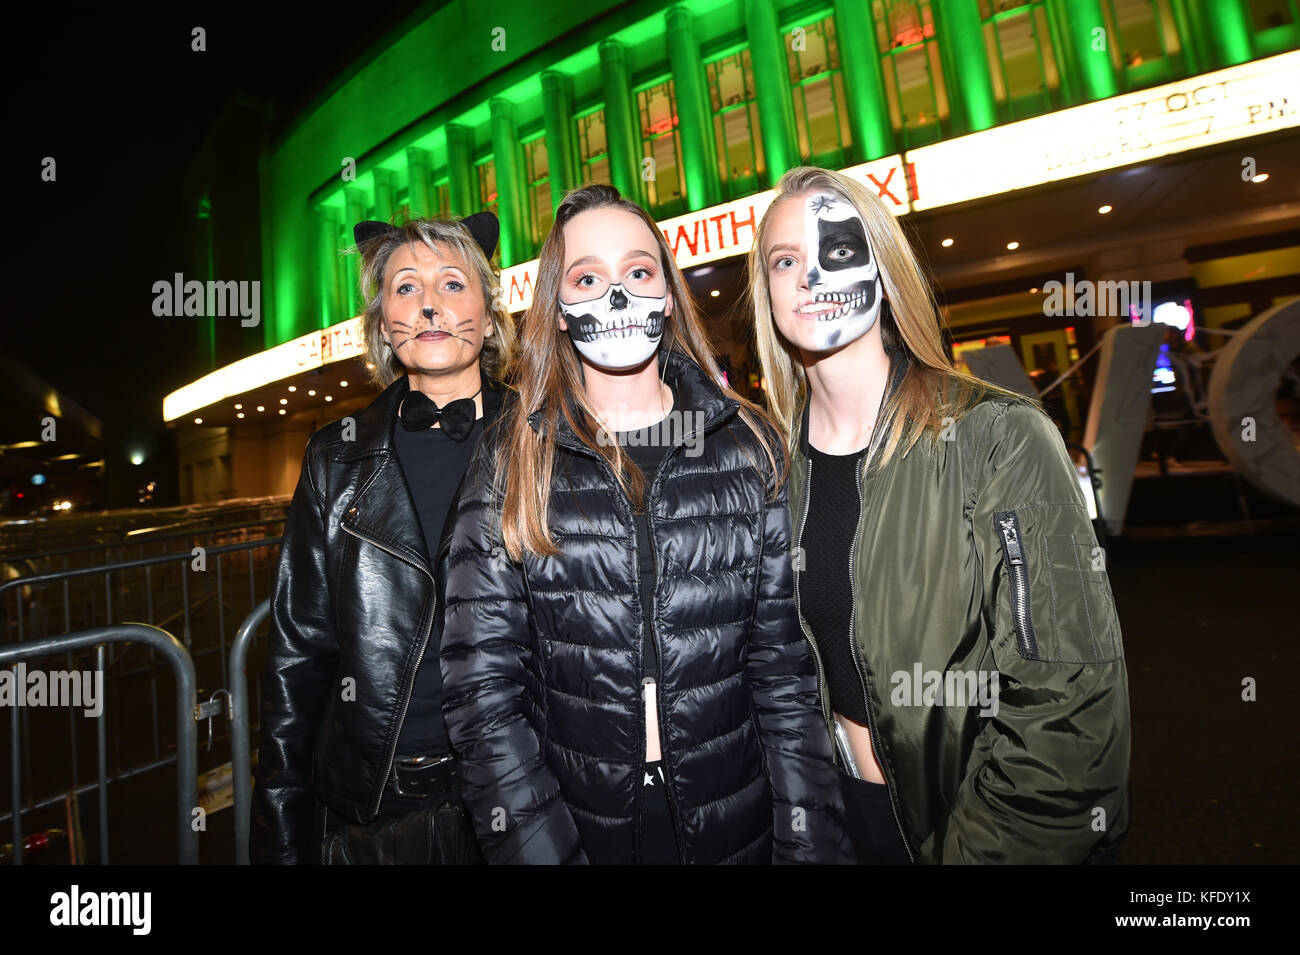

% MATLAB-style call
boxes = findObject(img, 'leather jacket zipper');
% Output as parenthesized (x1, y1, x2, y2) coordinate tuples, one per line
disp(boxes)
(993, 510, 1039, 659)
(791, 456, 836, 761)
(847, 437, 915, 863)
(341, 521, 437, 819)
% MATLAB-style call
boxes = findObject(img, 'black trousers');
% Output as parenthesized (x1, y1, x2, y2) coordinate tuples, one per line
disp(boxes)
(840, 769, 912, 864)
(640, 760, 681, 865)
(317, 786, 485, 865)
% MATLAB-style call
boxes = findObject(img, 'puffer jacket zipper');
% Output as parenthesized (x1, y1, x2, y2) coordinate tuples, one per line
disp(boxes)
(543, 383, 735, 863)
(644, 456, 687, 865)
(608, 413, 724, 864)
(592, 443, 688, 864)
(993, 510, 1040, 659)
(340, 520, 436, 819)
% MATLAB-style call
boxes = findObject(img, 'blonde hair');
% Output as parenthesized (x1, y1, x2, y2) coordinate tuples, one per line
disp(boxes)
(748, 166, 1020, 467)
(355, 215, 516, 388)
(495, 183, 786, 561)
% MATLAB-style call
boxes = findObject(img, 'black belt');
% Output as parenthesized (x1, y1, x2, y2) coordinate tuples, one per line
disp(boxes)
(390, 753, 460, 798)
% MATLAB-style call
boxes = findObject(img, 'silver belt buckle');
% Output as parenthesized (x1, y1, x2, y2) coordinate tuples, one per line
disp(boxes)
(391, 753, 456, 797)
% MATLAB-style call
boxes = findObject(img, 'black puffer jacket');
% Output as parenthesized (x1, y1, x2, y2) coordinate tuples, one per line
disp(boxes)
(250, 371, 509, 864)
(439, 350, 848, 864)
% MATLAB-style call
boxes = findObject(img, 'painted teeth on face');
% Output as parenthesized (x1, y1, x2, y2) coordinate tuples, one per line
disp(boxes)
(801, 191, 882, 349)
(559, 282, 667, 369)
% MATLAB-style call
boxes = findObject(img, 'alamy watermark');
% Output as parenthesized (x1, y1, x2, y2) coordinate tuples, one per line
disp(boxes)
(890, 665, 999, 718)
(594, 406, 706, 458)
(49, 885, 150, 935)
(152, 273, 260, 327)
(1042, 272, 1152, 322)
(0, 664, 103, 717)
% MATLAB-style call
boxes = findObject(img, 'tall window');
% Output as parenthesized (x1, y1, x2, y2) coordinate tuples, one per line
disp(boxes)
(432, 180, 450, 219)
(980, 0, 1061, 120)
(476, 159, 498, 219)
(785, 14, 853, 166)
(523, 135, 552, 252)
(1247, 0, 1300, 55)
(637, 80, 687, 217)
(707, 48, 765, 198)
(576, 108, 610, 185)
(1249, 0, 1298, 29)
(873, 0, 949, 148)
(1102, 0, 1180, 85)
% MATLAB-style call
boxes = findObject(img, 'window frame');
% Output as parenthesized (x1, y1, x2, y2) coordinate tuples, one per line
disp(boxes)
(634, 75, 688, 218)
(784, 10, 854, 167)
(704, 44, 766, 199)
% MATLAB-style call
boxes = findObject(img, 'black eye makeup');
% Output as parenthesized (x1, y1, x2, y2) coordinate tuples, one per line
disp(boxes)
(816, 220, 870, 272)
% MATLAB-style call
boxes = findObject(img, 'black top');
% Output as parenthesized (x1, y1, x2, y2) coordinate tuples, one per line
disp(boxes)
(799, 442, 871, 725)
(391, 411, 485, 757)
(615, 391, 676, 684)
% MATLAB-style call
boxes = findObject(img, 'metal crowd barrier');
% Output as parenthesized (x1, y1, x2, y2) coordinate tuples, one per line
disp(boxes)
(229, 598, 271, 865)
(0, 533, 280, 865)
(0, 513, 286, 569)
(0, 537, 278, 799)
(0, 498, 288, 562)
(1, 624, 198, 864)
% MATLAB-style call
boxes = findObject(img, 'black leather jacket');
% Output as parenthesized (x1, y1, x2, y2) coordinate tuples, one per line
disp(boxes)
(250, 370, 510, 864)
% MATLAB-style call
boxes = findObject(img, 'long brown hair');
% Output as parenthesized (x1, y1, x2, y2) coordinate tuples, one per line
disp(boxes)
(749, 166, 1024, 468)
(496, 183, 786, 561)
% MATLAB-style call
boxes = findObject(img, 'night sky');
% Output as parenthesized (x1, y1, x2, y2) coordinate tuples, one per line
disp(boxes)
(2, 2, 432, 455)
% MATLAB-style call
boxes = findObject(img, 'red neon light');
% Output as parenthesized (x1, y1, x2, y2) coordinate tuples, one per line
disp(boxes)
(647, 114, 679, 136)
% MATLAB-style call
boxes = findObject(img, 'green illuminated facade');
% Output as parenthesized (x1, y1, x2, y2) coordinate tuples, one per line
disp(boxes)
(256, 0, 1300, 350)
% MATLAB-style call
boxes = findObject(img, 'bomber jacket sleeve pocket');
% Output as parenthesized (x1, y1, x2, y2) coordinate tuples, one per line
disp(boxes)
(921, 401, 1131, 863)
(438, 449, 588, 865)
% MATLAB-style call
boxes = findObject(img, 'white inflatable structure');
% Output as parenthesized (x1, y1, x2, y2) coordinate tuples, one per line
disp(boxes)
(1207, 297, 1300, 509)
(1082, 324, 1166, 535)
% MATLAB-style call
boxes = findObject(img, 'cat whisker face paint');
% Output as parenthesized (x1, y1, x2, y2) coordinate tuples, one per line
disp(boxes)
(800, 191, 881, 351)
(559, 283, 666, 370)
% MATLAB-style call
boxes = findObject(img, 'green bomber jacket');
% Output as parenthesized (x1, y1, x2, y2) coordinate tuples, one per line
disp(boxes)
(788, 364, 1132, 864)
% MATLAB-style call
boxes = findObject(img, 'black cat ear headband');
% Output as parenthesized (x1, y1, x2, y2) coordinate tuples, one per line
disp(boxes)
(353, 211, 500, 259)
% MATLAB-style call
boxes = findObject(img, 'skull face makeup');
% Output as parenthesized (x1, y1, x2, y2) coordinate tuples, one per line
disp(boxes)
(798, 191, 881, 351)
(559, 283, 667, 370)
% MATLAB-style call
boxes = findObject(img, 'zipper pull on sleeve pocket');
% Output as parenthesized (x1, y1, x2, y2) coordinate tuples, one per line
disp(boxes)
(994, 510, 1040, 660)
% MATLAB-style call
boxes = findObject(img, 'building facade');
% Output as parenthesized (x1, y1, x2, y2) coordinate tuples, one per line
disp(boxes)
(165, 0, 1300, 501)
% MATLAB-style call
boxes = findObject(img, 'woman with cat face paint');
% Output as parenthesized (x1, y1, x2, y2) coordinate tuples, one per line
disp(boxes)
(439, 184, 849, 864)
(251, 214, 515, 864)
(749, 167, 1132, 864)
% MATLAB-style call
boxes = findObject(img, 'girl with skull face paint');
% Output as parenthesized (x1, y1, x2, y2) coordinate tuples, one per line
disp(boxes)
(749, 167, 1132, 864)
(439, 184, 850, 864)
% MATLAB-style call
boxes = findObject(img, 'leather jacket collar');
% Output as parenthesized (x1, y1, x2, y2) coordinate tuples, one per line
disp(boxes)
(338, 368, 510, 572)
(525, 349, 738, 455)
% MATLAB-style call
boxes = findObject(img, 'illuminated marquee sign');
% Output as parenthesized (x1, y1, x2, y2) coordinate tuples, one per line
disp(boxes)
(166, 52, 1298, 421)
(909, 50, 1299, 210)
(499, 153, 913, 313)
(163, 318, 364, 421)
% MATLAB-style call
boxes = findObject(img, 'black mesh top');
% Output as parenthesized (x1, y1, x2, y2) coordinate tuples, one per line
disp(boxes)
(799, 442, 871, 725)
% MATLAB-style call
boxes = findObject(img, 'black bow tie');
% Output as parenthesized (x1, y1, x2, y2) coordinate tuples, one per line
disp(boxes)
(399, 387, 481, 440)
